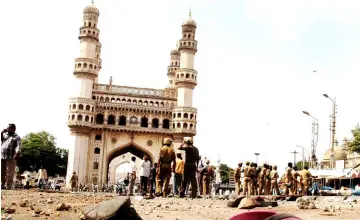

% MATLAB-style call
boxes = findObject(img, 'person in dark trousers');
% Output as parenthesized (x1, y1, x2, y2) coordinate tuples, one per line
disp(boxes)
(149, 163, 157, 196)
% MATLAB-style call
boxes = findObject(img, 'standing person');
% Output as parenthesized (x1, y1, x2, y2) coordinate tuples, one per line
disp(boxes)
(269, 165, 280, 195)
(128, 157, 137, 196)
(196, 156, 204, 195)
(70, 171, 78, 192)
(139, 155, 151, 196)
(249, 163, 256, 195)
(299, 165, 312, 196)
(1, 124, 21, 190)
(179, 137, 200, 199)
(201, 159, 214, 195)
(234, 162, 242, 195)
(173, 153, 184, 196)
(264, 164, 272, 195)
(284, 162, 293, 195)
(258, 164, 267, 195)
(37, 166, 48, 189)
(149, 163, 157, 196)
(291, 166, 300, 195)
(156, 138, 176, 197)
(242, 161, 251, 195)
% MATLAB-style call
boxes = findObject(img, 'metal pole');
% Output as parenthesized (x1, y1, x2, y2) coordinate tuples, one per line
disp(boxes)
(254, 153, 260, 164)
(296, 145, 305, 169)
(331, 98, 336, 169)
(290, 151, 299, 166)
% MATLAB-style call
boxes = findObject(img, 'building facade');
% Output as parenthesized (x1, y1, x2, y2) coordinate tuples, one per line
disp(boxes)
(66, 3, 199, 186)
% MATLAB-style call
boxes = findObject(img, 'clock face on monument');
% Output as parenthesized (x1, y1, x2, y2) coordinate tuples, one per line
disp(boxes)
(130, 116, 137, 124)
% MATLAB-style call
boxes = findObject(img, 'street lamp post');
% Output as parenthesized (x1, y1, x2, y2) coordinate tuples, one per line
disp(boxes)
(302, 111, 319, 169)
(323, 94, 337, 169)
(254, 153, 260, 164)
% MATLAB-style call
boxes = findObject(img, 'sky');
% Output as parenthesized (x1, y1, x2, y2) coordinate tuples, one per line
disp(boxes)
(1, 0, 360, 173)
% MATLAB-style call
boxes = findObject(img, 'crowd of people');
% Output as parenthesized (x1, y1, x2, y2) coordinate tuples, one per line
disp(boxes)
(234, 161, 313, 196)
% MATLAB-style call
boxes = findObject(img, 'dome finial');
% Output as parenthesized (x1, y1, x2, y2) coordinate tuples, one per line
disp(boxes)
(189, 8, 192, 18)
(91, 0, 94, 5)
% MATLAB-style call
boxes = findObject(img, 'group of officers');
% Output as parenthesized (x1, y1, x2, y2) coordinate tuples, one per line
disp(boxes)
(234, 161, 313, 196)
(155, 136, 211, 198)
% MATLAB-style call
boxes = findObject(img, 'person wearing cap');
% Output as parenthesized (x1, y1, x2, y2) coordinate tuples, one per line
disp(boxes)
(242, 161, 251, 195)
(178, 137, 200, 199)
(284, 162, 294, 195)
(1, 124, 21, 189)
(70, 171, 78, 192)
(258, 163, 267, 195)
(269, 165, 280, 195)
(234, 162, 242, 195)
(156, 138, 176, 197)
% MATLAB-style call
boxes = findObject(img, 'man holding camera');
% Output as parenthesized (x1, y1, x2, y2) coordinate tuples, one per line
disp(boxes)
(1, 124, 21, 189)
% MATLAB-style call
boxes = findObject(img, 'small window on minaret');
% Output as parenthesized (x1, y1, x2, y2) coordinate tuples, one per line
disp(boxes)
(188, 34, 191, 38)
(89, 22, 92, 27)
(95, 135, 102, 141)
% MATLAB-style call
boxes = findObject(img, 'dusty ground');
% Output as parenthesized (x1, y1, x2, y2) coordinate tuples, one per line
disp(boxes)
(1, 190, 360, 220)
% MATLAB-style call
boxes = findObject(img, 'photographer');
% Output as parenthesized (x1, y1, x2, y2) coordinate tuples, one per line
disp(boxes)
(1, 124, 21, 190)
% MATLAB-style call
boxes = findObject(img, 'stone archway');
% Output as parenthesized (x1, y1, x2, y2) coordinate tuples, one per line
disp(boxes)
(105, 142, 154, 183)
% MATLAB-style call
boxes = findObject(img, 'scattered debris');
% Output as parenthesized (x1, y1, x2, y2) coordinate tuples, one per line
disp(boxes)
(238, 197, 260, 209)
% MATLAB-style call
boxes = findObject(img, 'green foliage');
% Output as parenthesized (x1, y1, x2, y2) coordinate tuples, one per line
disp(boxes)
(349, 124, 360, 154)
(18, 131, 68, 177)
(295, 161, 310, 170)
(219, 163, 233, 184)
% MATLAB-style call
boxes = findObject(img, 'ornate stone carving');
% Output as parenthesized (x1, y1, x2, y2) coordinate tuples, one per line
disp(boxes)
(111, 138, 117, 144)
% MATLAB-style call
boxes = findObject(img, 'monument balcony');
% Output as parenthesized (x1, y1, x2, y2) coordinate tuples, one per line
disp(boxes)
(171, 127, 197, 135)
(68, 120, 93, 128)
(178, 39, 197, 53)
(96, 102, 173, 112)
(78, 26, 100, 41)
(93, 83, 177, 99)
(69, 97, 96, 105)
(91, 124, 173, 135)
(68, 98, 96, 113)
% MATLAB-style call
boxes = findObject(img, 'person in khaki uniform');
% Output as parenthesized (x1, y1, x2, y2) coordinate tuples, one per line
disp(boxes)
(234, 162, 242, 195)
(249, 163, 257, 195)
(179, 137, 200, 199)
(242, 161, 251, 195)
(156, 138, 176, 197)
(201, 159, 214, 195)
(264, 164, 271, 195)
(291, 166, 300, 195)
(70, 171, 78, 192)
(284, 162, 293, 195)
(257, 164, 267, 195)
(300, 165, 312, 196)
(269, 165, 280, 195)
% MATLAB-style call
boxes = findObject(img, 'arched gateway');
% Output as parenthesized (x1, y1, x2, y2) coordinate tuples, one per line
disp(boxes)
(65, 3, 199, 187)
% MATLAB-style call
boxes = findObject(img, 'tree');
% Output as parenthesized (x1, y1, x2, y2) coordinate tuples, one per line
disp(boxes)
(296, 161, 310, 170)
(18, 131, 68, 177)
(219, 163, 233, 184)
(349, 124, 360, 154)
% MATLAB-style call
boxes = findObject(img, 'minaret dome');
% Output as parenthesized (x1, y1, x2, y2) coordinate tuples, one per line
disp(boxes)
(83, 4, 99, 15)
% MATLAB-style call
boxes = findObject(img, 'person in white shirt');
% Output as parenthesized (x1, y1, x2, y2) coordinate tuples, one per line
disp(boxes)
(139, 155, 151, 196)
(128, 156, 137, 196)
(37, 166, 48, 189)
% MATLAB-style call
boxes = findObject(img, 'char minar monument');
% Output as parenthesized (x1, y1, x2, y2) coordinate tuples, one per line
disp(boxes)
(66, 2, 199, 186)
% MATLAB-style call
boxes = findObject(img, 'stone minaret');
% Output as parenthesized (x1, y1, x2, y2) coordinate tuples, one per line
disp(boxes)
(66, 3, 101, 187)
(167, 48, 180, 88)
(172, 11, 198, 150)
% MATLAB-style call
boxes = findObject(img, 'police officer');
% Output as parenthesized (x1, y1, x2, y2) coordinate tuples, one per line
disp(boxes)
(178, 137, 200, 199)
(156, 138, 176, 197)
